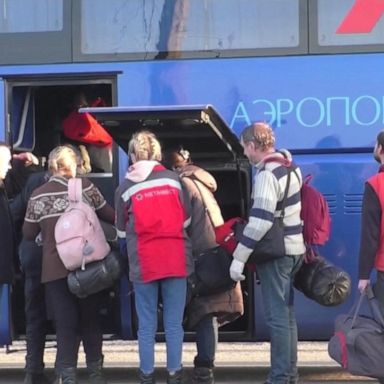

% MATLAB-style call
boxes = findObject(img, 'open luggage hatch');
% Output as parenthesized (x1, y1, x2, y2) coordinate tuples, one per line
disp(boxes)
(80, 105, 243, 162)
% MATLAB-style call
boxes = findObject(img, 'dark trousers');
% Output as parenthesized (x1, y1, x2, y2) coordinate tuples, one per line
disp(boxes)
(374, 271, 384, 315)
(45, 278, 103, 370)
(19, 240, 48, 374)
(194, 314, 218, 368)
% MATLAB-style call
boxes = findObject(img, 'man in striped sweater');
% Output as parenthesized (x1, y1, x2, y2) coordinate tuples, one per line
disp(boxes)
(230, 122, 305, 384)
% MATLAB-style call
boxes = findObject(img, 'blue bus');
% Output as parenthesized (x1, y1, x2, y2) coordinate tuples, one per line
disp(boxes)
(1, 0, 383, 346)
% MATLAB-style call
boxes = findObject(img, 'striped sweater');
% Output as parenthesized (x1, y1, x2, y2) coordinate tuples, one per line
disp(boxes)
(233, 149, 305, 263)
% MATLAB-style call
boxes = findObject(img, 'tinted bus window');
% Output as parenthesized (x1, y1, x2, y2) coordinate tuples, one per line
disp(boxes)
(0, 0, 63, 32)
(78, 0, 302, 59)
(311, 0, 384, 53)
(0, 0, 70, 65)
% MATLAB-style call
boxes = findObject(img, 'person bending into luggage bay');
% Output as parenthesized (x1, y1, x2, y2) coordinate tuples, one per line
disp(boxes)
(166, 147, 244, 384)
(22, 145, 114, 384)
(115, 131, 193, 384)
(358, 131, 384, 384)
(229, 123, 305, 384)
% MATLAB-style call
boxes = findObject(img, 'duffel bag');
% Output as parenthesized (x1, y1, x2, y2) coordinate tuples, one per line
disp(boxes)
(328, 287, 384, 379)
(67, 250, 124, 298)
(188, 246, 236, 297)
(294, 254, 351, 306)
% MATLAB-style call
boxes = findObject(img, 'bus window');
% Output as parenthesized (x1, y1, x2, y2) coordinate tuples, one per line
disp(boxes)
(0, 1, 71, 65)
(310, 0, 384, 53)
(76, 0, 305, 60)
(318, 0, 384, 46)
(0, 0, 63, 33)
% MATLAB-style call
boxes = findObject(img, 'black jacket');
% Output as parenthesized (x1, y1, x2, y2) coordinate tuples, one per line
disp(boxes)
(0, 181, 16, 284)
(10, 171, 50, 237)
(359, 172, 382, 279)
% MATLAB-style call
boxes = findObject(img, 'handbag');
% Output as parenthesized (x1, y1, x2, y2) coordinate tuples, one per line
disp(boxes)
(187, 178, 236, 297)
(328, 287, 384, 378)
(67, 250, 124, 298)
(188, 245, 236, 297)
(294, 253, 351, 306)
(247, 168, 292, 264)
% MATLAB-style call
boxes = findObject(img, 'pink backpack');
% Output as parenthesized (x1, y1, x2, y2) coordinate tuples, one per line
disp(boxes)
(55, 178, 110, 271)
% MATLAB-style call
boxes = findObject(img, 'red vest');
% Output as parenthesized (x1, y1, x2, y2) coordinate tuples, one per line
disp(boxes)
(368, 173, 384, 271)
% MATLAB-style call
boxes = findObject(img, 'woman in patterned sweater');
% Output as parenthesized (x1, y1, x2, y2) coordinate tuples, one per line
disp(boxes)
(23, 146, 114, 384)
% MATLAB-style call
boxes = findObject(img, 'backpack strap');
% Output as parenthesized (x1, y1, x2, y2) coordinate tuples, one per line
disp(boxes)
(68, 178, 83, 204)
(262, 154, 292, 219)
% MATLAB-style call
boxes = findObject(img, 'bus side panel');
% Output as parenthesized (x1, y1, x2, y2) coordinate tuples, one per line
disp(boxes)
(0, 79, 4, 142)
(254, 153, 375, 340)
(0, 285, 12, 346)
(0, 81, 12, 346)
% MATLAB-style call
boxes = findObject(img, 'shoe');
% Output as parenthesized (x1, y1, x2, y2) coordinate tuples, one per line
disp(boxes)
(23, 372, 52, 384)
(192, 367, 214, 383)
(139, 370, 155, 384)
(87, 358, 107, 384)
(57, 367, 77, 384)
(167, 369, 183, 384)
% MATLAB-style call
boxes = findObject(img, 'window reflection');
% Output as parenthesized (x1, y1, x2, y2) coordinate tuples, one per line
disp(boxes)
(80, 0, 299, 55)
(0, 0, 63, 33)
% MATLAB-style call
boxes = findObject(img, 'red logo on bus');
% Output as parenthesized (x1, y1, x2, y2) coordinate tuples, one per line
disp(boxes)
(337, 0, 384, 34)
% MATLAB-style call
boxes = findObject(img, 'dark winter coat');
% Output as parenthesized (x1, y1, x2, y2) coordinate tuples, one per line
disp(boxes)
(180, 164, 244, 329)
(0, 180, 16, 284)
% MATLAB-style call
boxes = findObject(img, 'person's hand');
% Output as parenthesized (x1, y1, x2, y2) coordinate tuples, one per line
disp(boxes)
(358, 279, 370, 293)
(13, 152, 39, 166)
(230, 259, 246, 281)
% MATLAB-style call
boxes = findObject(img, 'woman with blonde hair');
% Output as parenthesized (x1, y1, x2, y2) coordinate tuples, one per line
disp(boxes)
(23, 145, 114, 384)
(115, 131, 193, 384)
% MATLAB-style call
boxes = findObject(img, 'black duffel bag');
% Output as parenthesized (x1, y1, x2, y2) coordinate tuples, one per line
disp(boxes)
(188, 246, 236, 298)
(67, 250, 124, 298)
(294, 254, 351, 306)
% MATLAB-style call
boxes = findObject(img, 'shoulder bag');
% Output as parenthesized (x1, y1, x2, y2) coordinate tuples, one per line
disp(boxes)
(186, 177, 236, 297)
(248, 168, 291, 264)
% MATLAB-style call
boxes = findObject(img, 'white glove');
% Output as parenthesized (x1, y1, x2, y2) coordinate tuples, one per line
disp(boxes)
(358, 279, 370, 293)
(230, 259, 246, 281)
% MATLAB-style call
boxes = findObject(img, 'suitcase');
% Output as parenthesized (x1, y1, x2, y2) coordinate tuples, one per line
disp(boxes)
(328, 287, 384, 379)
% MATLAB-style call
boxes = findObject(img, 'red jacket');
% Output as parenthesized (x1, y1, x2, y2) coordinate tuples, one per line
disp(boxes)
(367, 173, 384, 272)
(115, 161, 193, 283)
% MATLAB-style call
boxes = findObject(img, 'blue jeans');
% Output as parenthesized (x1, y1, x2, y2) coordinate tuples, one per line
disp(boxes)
(257, 255, 303, 384)
(134, 277, 187, 374)
(194, 314, 218, 368)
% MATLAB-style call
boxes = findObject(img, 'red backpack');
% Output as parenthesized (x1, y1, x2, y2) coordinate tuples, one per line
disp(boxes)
(300, 174, 331, 247)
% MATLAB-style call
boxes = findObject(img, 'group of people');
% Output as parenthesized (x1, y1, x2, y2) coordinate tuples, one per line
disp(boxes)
(0, 120, 384, 384)
(0, 133, 243, 384)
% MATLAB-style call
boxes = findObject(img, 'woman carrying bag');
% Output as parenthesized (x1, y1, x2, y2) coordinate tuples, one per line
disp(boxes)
(167, 148, 244, 384)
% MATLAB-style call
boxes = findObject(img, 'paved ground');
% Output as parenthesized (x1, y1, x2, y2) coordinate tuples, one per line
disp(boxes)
(0, 341, 378, 383)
